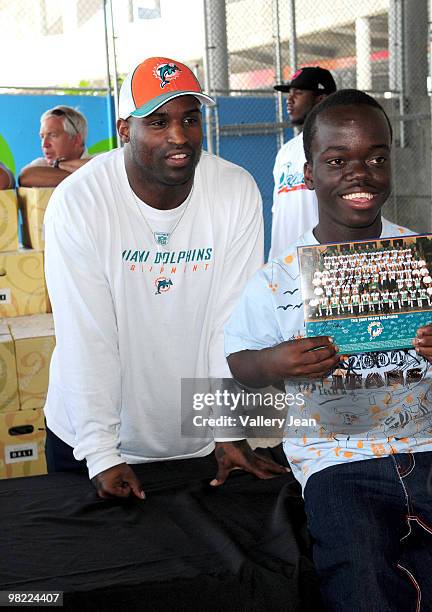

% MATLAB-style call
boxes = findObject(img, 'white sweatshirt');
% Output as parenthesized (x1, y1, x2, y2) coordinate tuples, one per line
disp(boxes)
(269, 133, 318, 260)
(44, 148, 263, 479)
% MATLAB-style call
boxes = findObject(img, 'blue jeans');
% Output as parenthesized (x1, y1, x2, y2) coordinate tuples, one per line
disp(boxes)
(45, 426, 87, 473)
(304, 451, 432, 612)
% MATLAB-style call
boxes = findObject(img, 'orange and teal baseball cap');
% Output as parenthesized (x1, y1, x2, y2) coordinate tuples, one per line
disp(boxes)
(118, 57, 215, 119)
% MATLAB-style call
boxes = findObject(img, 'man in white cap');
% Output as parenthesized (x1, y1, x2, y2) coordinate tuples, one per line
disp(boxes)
(270, 67, 337, 260)
(44, 57, 286, 498)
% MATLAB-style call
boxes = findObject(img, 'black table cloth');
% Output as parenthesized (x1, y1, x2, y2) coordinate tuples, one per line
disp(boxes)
(0, 446, 323, 611)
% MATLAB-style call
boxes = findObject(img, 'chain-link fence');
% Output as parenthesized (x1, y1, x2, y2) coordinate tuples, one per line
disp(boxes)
(202, 0, 432, 255)
(0, 0, 430, 255)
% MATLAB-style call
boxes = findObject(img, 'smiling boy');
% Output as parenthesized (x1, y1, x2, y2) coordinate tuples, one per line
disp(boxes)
(225, 90, 432, 611)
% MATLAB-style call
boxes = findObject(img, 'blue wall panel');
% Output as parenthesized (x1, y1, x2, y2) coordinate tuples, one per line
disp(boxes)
(215, 133, 278, 257)
(213, 96, 292, 258)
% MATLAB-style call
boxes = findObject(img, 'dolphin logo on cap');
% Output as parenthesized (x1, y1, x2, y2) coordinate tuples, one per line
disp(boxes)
(156, 63, 180, 88)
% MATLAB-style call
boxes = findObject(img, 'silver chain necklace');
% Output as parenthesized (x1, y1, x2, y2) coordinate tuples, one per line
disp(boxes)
(131, 185, 194, 248)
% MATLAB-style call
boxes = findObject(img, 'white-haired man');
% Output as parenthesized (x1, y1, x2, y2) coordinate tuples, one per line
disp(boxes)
(19, 106, 91, 187)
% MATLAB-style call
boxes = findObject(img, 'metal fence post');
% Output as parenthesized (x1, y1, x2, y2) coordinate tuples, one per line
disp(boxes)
(203, 0, 214, 154)
(103, 0, 117, 149)
(273, 0, 284, 150)
(106, 0, 120, 148)
(288, 0, 297, 75)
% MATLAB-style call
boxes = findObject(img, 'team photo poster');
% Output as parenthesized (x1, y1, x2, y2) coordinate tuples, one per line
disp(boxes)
(298, 233, 432, 354)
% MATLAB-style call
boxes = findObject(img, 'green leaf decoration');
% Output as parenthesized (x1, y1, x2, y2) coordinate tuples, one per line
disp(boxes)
(88, 137, 117, 154)
(0, 135, 15, 175)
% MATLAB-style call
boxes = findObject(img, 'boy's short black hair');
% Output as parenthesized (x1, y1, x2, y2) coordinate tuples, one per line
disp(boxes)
(303, 89, 393, 163)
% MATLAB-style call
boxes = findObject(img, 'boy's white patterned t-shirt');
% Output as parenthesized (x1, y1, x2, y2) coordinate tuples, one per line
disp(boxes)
(225, 219, 432, 490)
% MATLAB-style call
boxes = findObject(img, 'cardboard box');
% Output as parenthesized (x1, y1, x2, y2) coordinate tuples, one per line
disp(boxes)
(7, 314, 55, 411)
(0, 249, 47, 317)
(0, 321, 19, 412)
(0, 190, 19, 253)
(0, 407, 47, 478)
(18, 187, 54, 251)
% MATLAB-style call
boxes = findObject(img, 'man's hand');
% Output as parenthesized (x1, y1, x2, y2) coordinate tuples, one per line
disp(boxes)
(267, 336, 340, 380)
(91, 463, 145, 499)
(57, 158, 91, 173)
(210, 440, 289, 487)
(228, 336, 340, 389)
(413, 324, 432, 363)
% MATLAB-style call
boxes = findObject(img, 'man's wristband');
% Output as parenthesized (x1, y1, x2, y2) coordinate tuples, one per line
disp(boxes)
(52, 158, 61, 168)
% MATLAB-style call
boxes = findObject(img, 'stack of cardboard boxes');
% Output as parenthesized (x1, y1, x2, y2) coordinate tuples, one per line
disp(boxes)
(0, 187, 55, 478)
